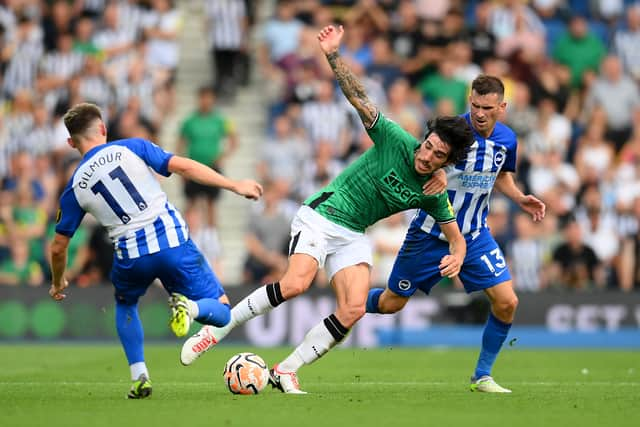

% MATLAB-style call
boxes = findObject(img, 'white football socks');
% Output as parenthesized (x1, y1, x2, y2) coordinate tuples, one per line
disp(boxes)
(279, 320, 338, 372)
(210, 286, 275, 341)
(130, 362, 149, 381)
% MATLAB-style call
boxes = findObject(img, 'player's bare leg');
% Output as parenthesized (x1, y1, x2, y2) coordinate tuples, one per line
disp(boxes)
(471, 280, 518, 393)
(272, 263, 370, 394)
(181, 254, 318, 365)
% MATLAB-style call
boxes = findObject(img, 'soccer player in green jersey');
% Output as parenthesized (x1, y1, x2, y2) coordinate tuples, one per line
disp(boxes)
(177, 25, 473, 393)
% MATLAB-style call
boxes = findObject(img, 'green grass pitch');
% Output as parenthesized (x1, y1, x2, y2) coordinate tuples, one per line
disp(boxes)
(0, 344, 638, 427)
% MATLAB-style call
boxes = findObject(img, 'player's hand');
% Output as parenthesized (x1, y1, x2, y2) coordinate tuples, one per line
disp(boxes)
(423, 169, 447, 195)
(318, 25, 344, 55)
(439, 254, 462, 278)
(49, 279, 69, 301)
(519, 194, 545, 222)
(235, 179, 263, 200)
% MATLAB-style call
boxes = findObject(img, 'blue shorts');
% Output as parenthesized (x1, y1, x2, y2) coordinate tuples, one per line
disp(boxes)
(110, 239, 224, 305)
(388, 227, 511, 297)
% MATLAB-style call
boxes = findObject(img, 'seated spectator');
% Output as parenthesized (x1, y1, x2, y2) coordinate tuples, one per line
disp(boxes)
(184, 205, 223, 281)
(613, 4, 640, 82)
(509, 212, 547, 291)
(525, 96, 571, 161)
(549, 215, 605, 290)
(368, 212, 408, 286)
(242, 181, 290, 284)
(583, 55, 640, 151)
(573, 115, 615, 185)
(552, 14, 606, 89)
(417, 58, 468, 115)
(384, 78, 426, 139)
(527, 145, 579, 216)
(575, 184, 620, 285)
(257, 113, 310, 187)
(300, 79, 352, 158)
(366, 36, 403, 91)
(0, 238, 43, 286)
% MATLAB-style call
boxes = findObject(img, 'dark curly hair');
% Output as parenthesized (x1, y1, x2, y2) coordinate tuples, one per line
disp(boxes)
(424, 116, 474, 165)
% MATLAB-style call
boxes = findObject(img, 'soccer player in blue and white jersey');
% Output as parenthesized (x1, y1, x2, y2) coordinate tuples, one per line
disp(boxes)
(48, 103, 262, 399)
(366, 75, 546, 393)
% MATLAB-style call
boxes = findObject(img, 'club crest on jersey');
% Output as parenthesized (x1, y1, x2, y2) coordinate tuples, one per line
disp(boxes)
(382, 169, 421, 206)
(398, 279, 411, 290)
(494, 151, 506, 168)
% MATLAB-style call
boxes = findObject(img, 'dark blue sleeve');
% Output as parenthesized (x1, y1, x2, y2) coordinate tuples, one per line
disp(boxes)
(55, 181, 86, 237)
(119, 138, 174, 177)
(503, 131, 518, 173)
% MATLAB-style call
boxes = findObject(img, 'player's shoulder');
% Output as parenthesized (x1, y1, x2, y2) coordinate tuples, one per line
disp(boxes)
(493, 121, 517, 145)
(109, 137, 149, 148)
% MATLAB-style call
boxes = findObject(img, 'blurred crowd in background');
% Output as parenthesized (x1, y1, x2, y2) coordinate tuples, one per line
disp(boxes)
(2, 0, 640, 294)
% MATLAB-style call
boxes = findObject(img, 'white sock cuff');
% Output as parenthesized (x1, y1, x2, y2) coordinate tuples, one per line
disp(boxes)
(130, 362, 148, 380)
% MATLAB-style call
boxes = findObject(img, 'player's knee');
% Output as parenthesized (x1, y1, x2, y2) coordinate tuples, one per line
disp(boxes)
(495, 295, 518, 319)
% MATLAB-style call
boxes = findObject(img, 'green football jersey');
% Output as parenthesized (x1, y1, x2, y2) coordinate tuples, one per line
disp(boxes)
(304, 113, 455, 232)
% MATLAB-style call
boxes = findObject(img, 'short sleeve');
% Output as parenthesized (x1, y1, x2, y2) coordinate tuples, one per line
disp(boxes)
(55, 182, 86, 237)
(503, 138, 517, 173)
(119, 138, 174, 177)
(425, 192, 456, 224)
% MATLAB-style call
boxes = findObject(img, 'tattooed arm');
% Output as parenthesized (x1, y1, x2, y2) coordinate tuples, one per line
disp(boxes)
(318, 25, 378, 128)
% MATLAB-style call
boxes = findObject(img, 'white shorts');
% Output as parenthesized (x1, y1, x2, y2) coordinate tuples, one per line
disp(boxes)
(289, 206, 373, 280)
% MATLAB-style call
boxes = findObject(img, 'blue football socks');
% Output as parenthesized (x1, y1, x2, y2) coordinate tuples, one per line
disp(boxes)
(115, 302, 144, 365)
(474, 312, 511, 378)
(195, 299, 231, 327)
(366, 288, 384, 313)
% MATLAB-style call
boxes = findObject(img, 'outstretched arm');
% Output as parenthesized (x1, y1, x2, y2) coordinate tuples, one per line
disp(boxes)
(318, 25, 378, 128)
(494, 171, 545, 222)
(168, 155, 263, 200)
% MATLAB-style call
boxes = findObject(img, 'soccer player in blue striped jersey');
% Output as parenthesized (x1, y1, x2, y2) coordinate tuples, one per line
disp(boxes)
(366, 75, 546, 393)
(48, 103, 263, 398)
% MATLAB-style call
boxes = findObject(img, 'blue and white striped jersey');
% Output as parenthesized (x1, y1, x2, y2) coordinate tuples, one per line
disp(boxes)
(55, 138, 188, 260)
(412, 113, 517, 240)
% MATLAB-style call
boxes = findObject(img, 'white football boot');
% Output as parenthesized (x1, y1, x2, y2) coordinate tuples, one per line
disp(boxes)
(470, 375, 512, 393)
(269, 364, 307, 394)
(180, 325, 218, 366)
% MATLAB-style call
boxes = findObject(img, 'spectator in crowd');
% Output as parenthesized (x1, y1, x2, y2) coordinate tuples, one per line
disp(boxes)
(583, 55, 640, 151)
(366, 35, 403, 92)
(177, 85, 238, 227)
(258, 0, 304, 73)
(575, 184, 620, 286)
(204, 0, 248, 99)
(0, 238, 43, 286)
(257, 113, 309, 188)
(573, 114, 615, 185)
(528, 144, 579, 216)
(509, 212, 547, 292)
(368, 212, 409, 286)
(613, 5, 640, 82)
(300, 78, 352, 158)
(552, 14, 606, 89)
(242, 180, 290, 284)
(184, 205, 223, 281)
(417, 57, 468, 115)
(549, 215, 605, 290)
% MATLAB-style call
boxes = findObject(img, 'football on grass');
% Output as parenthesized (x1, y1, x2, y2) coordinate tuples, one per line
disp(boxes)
(223, 352, 270, 395)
